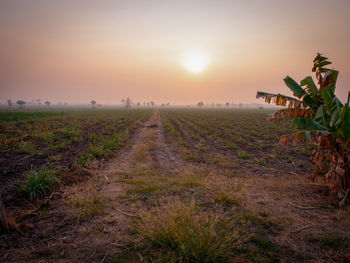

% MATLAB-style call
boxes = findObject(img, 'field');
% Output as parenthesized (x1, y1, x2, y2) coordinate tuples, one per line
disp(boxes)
(1, 108, 349, 262)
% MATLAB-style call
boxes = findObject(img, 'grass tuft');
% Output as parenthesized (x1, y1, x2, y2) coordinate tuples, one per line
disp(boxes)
(132, 197, 238, 262)
(19, 166, 60, 199)
(69, 187, 105, 221)
(309, 233, 349, 251)
(134, 144, 149, 162)
(214, 191, 241, 207)
(238, 151, 250, 159)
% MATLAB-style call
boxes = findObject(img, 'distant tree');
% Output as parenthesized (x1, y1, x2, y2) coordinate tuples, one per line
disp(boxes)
(166, 102, 170, 106)
(36, 99, 41, 105)
(226, 102, 230, 107)
(16, 100, 25, 108)
(64, 102, 68, 106)
(150, 101, 155, 107)
(122, 97, 132, 108)
(197, 101, 204, 107)
(7, 99, 13, 108)
(90, 100, 97, 108)
(146, 102, 150, 107)
(45, 101, 51, 107)
(137, 102, 140, 107)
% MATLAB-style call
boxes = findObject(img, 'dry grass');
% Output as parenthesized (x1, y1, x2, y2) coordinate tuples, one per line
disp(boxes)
(133, 144, 150, 162)
(68, 185, 105, 221)
(132, 197, 239, 262)
(214, 190, 241, 207)
(145, 129, 156, 140)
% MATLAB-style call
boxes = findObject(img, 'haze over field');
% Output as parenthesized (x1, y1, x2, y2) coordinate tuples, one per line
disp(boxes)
(1, 0, 349, 105)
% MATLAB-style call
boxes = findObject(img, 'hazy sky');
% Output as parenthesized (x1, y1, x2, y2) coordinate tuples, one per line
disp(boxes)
(1, 0, 349, 105)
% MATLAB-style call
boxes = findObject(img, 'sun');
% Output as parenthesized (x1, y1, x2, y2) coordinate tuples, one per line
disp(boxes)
(183, 51, 209, 74)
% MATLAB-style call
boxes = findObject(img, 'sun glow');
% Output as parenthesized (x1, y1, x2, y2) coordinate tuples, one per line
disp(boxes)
(183, 51, 209, 74)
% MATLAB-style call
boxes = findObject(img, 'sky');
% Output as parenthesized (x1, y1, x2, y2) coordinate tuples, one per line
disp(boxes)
(0, 0, 349, 105)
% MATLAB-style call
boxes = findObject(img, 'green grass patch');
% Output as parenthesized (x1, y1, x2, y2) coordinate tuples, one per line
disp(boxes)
(18, 166, 60, 199)
(254, 158, 267, 166)
(0, 111, 65, 122)
(238, 151, 250, 159)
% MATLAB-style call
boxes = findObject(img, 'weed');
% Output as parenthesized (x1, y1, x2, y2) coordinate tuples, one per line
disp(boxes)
(226, 142, 236, 150)
(238, 151, 250, 159)
(300, 149, 311, 157)
(90, 133, 104, 144)
(273, 147, 282, 160)
(19, 141, 36, 153)
(185, 151, 200, 162)
(180, 174, 204, 188)
(309, 234, 349, 250)
(198, 141, 207, 152)
(61, 128, 81, 140)
(211, 158, 221, 165)
(231, 134, 245, 143)
(18, 166, 60, 199)
(241, 212, 275, 230)
(38, 133, 56, 144)
(179, 140, 188, 147)
(214, 191, 240, 207)
(89, 144, 107, 159)
(134, 144, 149, 162)
(70, 189, 105, 221)
(103, 133, 123, 152)
(254, 158, 267, 165)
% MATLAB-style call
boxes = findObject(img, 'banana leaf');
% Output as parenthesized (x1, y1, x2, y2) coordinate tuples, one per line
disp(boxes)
(283, 76, 306, 98)
(314, 106, 330, 128)
(340, 105, 350, 139)
(300, 76, 319, 99)
(302, 94, 318, 109)
(293, 118, 328, 131)
(256, 92, 301, 105)
(313, 53, 328, 64)
(268, 108, 311, 122)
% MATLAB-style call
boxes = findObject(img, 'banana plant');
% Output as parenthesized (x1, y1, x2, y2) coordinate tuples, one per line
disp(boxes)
(257, 53, 350, 205)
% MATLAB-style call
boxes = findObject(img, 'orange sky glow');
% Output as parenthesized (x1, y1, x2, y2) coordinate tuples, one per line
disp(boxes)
(1, 0, 349, 105)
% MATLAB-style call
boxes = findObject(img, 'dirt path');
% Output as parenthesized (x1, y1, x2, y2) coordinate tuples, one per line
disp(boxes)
(64, 109, 185, 262)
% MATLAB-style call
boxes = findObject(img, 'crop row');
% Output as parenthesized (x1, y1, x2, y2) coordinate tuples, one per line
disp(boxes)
(0, 109, 152, 202)
(161, 108, 313, 169)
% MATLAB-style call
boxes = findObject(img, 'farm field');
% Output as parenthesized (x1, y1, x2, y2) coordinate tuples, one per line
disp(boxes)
(1, 108, 350, 262)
